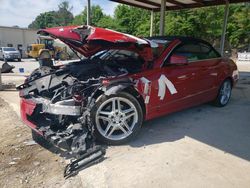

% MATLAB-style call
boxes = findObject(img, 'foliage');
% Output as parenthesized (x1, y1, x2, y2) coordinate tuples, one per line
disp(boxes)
(28, 1, 73, 29)
(28, 2, 250, 50)
(72, 5, 104, 25)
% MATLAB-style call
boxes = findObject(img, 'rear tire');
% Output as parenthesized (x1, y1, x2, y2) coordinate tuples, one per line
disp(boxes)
(18, 58, 21, 62)
(213, 79, 232, 107)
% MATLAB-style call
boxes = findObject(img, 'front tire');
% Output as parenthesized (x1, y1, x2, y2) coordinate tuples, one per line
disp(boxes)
(91, 92, 143, 145)
(214, 79, 232, 107)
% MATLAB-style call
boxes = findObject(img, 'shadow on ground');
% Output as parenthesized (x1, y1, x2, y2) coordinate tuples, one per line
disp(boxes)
(128, 72, 250, 161)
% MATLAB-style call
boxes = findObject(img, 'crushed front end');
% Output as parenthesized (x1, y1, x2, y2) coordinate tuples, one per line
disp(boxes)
(17, 62, 122, 177)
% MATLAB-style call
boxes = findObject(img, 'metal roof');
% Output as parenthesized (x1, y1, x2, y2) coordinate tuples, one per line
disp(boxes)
(110, 0, 248, 11)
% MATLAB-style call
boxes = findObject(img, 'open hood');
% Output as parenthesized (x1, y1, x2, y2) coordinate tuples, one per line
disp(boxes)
(38, 25, 150, 58)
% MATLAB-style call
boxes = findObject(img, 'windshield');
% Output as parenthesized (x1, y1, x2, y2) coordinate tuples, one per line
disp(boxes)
(91, 49, 141, 61)
(3, 47, 17, 51)
(149, 39, 172, 58)
(90, 49, 145, 73)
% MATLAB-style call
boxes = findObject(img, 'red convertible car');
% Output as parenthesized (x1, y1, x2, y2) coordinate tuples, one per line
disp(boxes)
(18, 26, 239, 154)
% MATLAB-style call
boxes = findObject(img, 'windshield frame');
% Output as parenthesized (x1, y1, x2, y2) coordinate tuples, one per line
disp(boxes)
(3, 47, 17, 52)
(147, 39, 172, 59)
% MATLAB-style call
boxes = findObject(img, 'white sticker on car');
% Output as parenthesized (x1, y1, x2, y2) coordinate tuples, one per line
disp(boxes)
(140, 77, 151, 95)
(138, 77, 151, 104)
(158, 74, 177, 100)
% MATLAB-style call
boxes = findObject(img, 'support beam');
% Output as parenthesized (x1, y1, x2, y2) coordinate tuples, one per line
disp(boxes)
(220, 1, 229, 55)
(87, 0, 91, 25)
(159, 0, 166, 35)
(150, 10, 154, 37)
(0, 69, 2, 91)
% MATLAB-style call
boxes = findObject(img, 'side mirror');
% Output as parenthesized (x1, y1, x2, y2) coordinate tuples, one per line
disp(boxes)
(170, 54, 188, 65)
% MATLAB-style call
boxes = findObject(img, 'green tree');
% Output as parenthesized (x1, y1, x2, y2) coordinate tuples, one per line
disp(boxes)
(114, 5, 151, 36)
(72, 5, 104, 26)
(56, 1, 74, 26)
(28, 11, 58, 29)
(28, 1, 73, 29)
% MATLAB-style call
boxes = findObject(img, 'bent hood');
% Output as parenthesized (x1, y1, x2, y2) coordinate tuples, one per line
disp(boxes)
(38, 25, 151, 58)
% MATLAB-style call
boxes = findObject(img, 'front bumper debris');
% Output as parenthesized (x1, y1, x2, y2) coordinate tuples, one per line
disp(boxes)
(64, 146, 106, 178)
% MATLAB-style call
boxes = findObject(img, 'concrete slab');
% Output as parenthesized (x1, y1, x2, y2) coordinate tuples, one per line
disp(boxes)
(0, 60, 249, 187)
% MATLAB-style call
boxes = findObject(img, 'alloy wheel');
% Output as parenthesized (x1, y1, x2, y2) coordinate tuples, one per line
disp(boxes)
(220, 80, 232, 105)
(95, 97, 138, 141)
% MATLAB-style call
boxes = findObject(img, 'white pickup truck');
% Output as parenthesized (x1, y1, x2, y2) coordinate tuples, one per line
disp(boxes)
(0, 47, 21, 62)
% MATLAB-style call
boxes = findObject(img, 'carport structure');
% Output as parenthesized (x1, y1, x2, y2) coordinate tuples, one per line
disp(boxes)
(107, 0, 248, 54)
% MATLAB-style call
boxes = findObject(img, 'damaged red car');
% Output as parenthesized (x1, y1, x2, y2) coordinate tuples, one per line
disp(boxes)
(17, 25, 239, 155)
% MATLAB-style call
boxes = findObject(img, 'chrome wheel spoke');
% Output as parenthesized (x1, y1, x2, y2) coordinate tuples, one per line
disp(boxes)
(112, 99, 116, 111)
(122, 121, 132, 133)
(117, 99, 122, 112)
(99, 110, 111, 116)
(107, 126, 116, 137)
(97, 115, 110, 122)
(124, 112, 136, 120)
(123, 108, 134, 114)
(118, 125, 129, 135)
(104, 123, 113, 136)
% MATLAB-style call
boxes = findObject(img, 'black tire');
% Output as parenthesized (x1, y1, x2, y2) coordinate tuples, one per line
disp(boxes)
(91, 92, 143, 145)
(31, 130, 53, 150)
(18, 58, 21, 62)
(213, 79, 232, 107)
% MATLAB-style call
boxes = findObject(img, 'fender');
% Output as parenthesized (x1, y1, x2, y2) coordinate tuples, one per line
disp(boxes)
(103, 78, 134, 96)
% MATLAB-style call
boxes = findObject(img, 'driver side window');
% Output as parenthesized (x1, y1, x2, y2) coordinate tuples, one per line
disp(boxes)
(173, 43, 201, 62)
(164, 41, 221, 66)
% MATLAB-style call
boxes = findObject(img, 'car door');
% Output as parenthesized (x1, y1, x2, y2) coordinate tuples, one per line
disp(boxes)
(138, 50, 199, 119)
(192, 42, 221, 101)
(134, 65, 193, 120)
(167, 41, 221, 103)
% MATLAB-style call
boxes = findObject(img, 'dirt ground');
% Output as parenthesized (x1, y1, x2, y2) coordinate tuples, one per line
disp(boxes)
(0, 98, 83, 188)
(0, 60, 250, 187)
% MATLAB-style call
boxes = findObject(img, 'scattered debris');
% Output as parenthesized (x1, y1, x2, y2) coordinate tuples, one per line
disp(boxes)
(33, 161, 40, 166)
(9, 161, 17, 165)
(23, 140, 37, 146)
(1, 62, 15, 73)
(12, 157, 21, 160)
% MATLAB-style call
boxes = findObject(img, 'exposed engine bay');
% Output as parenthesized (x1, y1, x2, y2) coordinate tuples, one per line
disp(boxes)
(17, 51, 143, 177)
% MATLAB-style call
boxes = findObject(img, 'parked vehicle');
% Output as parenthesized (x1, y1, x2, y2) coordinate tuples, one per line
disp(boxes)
(0, 47, 21, 62)
(26, 36, 69, 61)
(17, 25, 239, 157)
